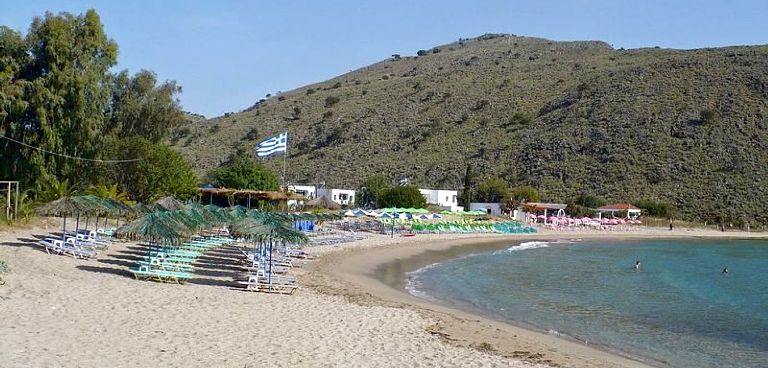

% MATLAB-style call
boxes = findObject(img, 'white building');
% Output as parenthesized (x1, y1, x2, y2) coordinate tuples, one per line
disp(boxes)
(469, 202, 502, 216)
(316, 188, 356, 206)
(418, 188, 462, 212)
(289, 185, 317, 200)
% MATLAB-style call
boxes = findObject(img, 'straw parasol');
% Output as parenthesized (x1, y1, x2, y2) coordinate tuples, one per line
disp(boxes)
(305, 195, 340, 210)
(115, 211, 193, 244)
(152, 196, 185, 211)
(36, 195, 112, 241)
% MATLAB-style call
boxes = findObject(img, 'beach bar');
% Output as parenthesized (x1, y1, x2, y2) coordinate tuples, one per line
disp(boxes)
(595, 203, 641, 219)
(521, 202, 567, 224)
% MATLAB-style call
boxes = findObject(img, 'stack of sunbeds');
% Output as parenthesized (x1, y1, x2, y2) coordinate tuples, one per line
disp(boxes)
(236, 244, 314, 294)
(37, 229, 115, 259)
(129, 235, 233, 284)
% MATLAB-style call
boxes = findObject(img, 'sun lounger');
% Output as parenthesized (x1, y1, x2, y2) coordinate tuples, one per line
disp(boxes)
(130, 265, 191, 283)
(39, 238, 97, 259)
(237, 274, 298, 294)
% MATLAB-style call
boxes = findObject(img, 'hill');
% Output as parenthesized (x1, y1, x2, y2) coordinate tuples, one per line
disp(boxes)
(172, 34, 768, 225)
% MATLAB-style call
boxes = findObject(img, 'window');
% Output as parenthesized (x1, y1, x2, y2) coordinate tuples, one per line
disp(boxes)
(452, 195, 457, 203)
(445, 196, 449, 202)
(333, 195, 337, 200)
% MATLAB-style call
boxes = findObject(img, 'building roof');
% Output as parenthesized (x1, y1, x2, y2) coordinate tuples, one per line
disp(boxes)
(197, 187, 303, 200)
(521, 202, 568, 210)
(596, 203, 641, 212)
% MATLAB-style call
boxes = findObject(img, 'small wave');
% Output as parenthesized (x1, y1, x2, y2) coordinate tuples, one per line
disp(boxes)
(495, 241, 551, 253)
(404, 262, 441, 300)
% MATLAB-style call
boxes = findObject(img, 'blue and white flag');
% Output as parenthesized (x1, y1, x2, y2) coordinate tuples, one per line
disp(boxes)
(256, 132, 288, 157)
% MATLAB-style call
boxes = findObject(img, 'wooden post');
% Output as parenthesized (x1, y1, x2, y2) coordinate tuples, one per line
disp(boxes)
(5, 182, 10, 220)
(14, 181, 19, 221)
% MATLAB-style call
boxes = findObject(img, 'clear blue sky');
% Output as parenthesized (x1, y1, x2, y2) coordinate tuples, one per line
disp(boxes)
(2, 0, 767, 117)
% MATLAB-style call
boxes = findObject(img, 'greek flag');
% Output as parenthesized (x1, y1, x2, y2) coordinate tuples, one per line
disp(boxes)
(256, 132, 288, 157)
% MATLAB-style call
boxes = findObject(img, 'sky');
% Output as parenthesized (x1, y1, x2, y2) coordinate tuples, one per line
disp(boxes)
(2, 0, 767, 117)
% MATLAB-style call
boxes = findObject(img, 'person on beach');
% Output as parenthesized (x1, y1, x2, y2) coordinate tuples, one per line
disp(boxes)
(669, 218, 674, 231)
(634, 261, 641, 271)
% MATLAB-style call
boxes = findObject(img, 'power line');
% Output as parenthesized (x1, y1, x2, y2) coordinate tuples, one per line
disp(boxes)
(0, 134, 141, 163)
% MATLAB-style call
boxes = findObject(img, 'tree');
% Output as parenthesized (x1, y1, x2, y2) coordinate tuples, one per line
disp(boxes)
(210, 157, 279, 191)
(106, 69, 185, 143)
(634, 199, 675, 218)
(574, 194, 605, 209)
(377, 186, 427, 208)
(475, 177, 509, 203)
(104, 137, 198, 202)
(356, 175, 390, 208)
(508, 186, 540, 208)
(0, 10, 118, 189)
(459, 165, 475, 207)
(0, 10, 185, 193)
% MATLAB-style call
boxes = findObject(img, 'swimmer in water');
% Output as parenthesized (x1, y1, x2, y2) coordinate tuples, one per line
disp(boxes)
(634, 261, 641, 271)
(722, 267, 728, 274)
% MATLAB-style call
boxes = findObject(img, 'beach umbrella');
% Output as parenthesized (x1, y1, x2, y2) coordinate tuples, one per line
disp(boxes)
(115, 211, 192, 244)
(342, 210, 356, 217)
(152, 196, 185, 211)
(305, 195, 340, 210)
(36, 195, 108, 241)
(230, 213, 307, 286)
(431, 213, 442, 219)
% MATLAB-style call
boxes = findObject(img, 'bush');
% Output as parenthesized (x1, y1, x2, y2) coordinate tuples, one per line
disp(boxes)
(322, 111, 333, 120)
(509, 186, 540, 208)
(508, 112, 532, 126)
(377, 186, 427, 208)
(209, 158, 279, 191)
(331, 82, 342, 89)
(634, 199, 675, 218)
(325, 96, 340, 108)
(475, 177, 509, 202)
(700, 108, 718, 124)
(306, 88, 315, 95)
(416, 49, 428, 56)
(243, 128, 259, 141)
(574, 194, 606, 208)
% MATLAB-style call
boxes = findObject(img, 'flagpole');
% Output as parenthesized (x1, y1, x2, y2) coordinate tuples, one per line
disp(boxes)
(282, 151, 287, 189)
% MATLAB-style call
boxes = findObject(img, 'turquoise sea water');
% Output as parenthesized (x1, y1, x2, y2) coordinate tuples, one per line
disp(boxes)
(405, 239, 768, 368)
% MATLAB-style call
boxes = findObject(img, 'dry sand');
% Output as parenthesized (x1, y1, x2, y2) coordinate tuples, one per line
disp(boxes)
(1, 225, 764, 368)
(0, 226, 543, 368)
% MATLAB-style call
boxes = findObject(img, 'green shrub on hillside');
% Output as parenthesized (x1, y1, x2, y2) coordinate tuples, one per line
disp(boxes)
(377, 186, 427, 208)
(325, 96, 340, 107)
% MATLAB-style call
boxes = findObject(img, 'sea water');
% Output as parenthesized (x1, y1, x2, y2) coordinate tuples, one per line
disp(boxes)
(405, 239, 768, 368)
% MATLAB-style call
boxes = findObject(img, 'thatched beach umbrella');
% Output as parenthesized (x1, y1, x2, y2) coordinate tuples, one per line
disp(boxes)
(305, 195, 340, 210)
(36, 195, 108, 241)
(230, 212, 307, 286)
(153, 196, 185, 211)
(115, 211, 192, 245)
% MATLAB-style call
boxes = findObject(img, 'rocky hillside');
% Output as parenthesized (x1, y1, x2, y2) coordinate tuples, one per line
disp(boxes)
(172, 34, 768, 224)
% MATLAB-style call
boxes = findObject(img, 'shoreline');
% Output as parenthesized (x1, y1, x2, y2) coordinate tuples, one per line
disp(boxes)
(306, 229, 768, 368)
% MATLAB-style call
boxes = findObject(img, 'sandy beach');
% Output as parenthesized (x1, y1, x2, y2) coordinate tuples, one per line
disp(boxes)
(1, 225, 766, 368)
